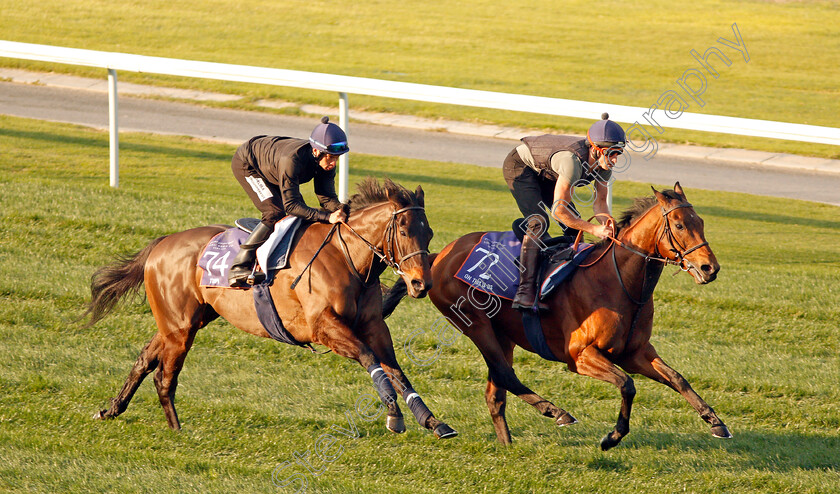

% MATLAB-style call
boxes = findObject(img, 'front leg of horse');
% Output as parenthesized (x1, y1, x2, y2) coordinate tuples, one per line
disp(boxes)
(625, 348, 732, 439)
(382, 363, 458, 439)
(365, 362, 407, 434)
(572, 346, 636, 451)
(372, 357, 458, 439)
(363, 323, 457, 439)
(313, 309, 407, 435)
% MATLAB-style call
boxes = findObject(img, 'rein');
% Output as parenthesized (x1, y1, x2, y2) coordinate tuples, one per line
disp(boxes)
(577, 203, 707, 272)
(575, 202, 709, 307)
(338, 205, 429, 278)
(290, 205, 429, 290)
(290, 223, 339, 290)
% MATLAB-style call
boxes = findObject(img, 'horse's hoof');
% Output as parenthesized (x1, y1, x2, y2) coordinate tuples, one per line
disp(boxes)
(433, 423, 458, 439)
(93, 410, 106, 420)
(556, 412, 578, 427)
(600, 434, 619, 451)
(711, 424, 733, 439)
(386, 415, 406, 434)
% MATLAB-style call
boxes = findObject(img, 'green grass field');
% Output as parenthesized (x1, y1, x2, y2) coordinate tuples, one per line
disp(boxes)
(1, 0, 838, 158)
(1, 115, 838, 493)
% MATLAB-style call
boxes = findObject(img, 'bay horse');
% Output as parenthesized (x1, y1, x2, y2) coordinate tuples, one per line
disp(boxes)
(83, 178, 456, 439)
(383, 183, 730, 450)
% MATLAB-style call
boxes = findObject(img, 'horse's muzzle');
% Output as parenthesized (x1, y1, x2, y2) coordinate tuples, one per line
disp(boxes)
(408, 277, 432, 298)
(694, 261, 720, 284)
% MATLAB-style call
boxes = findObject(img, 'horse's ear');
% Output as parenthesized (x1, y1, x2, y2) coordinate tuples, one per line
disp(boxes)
(415, 185, 425, 208)
(651, 185, 669, 206)
(674, 181, 687, 200)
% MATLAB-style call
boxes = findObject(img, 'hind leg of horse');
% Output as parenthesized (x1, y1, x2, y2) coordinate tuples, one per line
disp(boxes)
(96, 333, 163, 420)
(621, 345, 731, 439)
(363, 319, 457, 439)
(572, 345, 635, 451)
(472, 329, 577, 443)
(151, 332, 197, 431)
(484, 379, 511, 444)
(484, 341, 513, 445)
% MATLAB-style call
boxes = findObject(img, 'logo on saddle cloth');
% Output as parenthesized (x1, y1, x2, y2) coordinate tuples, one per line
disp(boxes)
(454, 231, 594, 301)
(198, 216, 302, 288)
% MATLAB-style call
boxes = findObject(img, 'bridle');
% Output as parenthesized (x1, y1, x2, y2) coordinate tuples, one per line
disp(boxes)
(290, 204, 430, 290)
(576, 201, 709, 304)
(579, 202, 707, 270)
(337, 205, 430, 282)
(655, 203, 709, 275)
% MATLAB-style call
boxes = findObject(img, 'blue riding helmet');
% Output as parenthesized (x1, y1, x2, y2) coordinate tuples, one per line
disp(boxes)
(309, 116, 350, 155)
(587, 113, 626, 150)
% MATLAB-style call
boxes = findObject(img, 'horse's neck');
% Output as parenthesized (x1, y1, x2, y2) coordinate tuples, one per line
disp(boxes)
(339, 202, 392, 278)
(619, 205, 663, 256)
(612, 206, 666, 296)
(345, 202, 391, 243)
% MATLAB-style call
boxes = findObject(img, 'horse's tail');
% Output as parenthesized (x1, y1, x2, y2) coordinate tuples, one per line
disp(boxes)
(80, 236, 168, 328)
(382, 253, 438, 319)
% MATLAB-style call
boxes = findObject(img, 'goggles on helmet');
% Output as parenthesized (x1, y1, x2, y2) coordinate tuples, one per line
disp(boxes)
(596, 143, 625, 158)
(323, 141, 349, 155)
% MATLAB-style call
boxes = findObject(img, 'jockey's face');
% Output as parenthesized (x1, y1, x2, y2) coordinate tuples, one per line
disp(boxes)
(315, 150, 339, 171)
(594, 146, 623, 171)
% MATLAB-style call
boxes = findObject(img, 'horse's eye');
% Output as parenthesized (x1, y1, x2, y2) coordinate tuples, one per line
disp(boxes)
(675, 223, 685, 230)
(400, 230, 407, 237)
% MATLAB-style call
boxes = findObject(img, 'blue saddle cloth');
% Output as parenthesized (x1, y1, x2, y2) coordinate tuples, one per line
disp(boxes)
(198, 228, 249, 288)
(198, 216, 301, 288)
(453, 231, 594, 301)
(197, 217, 309, 349)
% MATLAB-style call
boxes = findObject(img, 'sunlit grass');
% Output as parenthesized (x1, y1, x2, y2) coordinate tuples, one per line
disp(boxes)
(0, 115, 838, 492)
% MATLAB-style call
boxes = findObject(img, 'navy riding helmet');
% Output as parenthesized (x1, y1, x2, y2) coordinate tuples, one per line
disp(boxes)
(587, 113, 626, 149)
(309, 116, 350, 155)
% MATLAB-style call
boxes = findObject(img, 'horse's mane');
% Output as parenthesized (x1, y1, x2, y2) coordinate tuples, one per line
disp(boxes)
(607, 188, 682, 238)
(348, 177, 416, 212)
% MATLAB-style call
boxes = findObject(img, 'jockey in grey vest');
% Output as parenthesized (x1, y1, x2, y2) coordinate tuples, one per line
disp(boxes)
(503, 113, 626, 311)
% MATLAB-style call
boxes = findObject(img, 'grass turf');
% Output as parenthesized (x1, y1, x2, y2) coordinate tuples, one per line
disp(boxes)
(0, 115, 838, 492)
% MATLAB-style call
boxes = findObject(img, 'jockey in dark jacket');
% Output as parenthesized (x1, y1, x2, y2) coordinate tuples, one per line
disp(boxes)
(228, 116, 349, 287)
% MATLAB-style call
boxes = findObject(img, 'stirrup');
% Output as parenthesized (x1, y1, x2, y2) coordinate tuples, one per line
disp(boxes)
(246, 270, 266, 285)
(229, 265, 265, 287)
(511, 293, 549, 312)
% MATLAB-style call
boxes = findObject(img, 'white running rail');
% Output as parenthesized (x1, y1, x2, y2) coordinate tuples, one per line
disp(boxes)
(1, 40, 838, 196)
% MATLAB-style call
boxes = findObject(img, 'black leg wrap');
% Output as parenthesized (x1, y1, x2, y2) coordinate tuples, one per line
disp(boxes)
(402, 388, 433, 427)
(366, 364, 397, 406)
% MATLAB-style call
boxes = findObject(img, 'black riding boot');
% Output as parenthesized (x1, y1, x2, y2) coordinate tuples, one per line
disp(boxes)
(228, 222, 273, 287)
(511, 233, 548, 311)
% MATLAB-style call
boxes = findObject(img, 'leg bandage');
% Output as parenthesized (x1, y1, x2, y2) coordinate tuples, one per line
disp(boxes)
(402, 387, 433, 427)
(366, 364, 397, 406)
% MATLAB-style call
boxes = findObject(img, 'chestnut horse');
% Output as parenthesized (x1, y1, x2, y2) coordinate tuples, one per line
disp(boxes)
(383, 183, 730, 450)
(84, 178, 456, 439)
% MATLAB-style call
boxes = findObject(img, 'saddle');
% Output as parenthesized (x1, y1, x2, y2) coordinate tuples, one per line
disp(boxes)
(197, 217, 312, 350)
(198, 216, 301, 288)
(453, 231, 593, 301)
